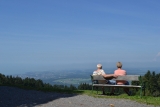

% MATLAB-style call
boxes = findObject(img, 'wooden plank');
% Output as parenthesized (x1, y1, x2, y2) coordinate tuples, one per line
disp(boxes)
(113, 75, 140, 81)
(93, 84, 141, 88)
(92, 75, 140, 81)
(92, 75, 105, 80)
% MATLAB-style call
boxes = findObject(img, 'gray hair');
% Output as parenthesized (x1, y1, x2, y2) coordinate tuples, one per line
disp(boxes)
(117, 62, 122, 68)
(97, 64, 102, 68)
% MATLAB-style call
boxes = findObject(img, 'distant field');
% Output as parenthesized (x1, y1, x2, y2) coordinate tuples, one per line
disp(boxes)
(51, 78, 91, 86)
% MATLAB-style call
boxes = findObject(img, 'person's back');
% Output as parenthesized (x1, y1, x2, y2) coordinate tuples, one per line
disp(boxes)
(92, 64, 117, 94)
(93, 69, 105, 75)
(114, 62, 131, 96)
(93, 64, 106, 84)
(114, 69, 126, 85)
(114, 62, 128, 85)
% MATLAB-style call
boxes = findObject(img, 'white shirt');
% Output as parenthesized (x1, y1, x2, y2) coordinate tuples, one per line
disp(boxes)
(93, 69, 105, 75)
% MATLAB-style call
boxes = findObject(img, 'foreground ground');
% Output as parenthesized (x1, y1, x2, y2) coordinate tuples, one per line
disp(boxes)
(0, 86, 159, 107)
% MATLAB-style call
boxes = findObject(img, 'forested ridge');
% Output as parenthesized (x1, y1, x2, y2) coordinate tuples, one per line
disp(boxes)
(0, 70, 160, 97)
(0, 73, 77, 92)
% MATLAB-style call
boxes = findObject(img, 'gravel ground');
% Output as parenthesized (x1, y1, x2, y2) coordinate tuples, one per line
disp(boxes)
(0, 86, 159, 107)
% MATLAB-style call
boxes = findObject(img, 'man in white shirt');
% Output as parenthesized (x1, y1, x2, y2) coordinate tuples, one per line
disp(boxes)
(93, 64, 117, 94)
(93, 64, 117, 80)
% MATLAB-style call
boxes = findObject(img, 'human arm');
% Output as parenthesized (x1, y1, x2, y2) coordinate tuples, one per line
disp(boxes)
(102, 74, 118, 79)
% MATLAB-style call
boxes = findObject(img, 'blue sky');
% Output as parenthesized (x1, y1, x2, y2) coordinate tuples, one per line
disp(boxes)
(0, 0, 160, 74)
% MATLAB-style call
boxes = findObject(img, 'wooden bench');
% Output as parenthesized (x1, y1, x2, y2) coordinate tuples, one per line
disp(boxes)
(91, 75, 145, 97)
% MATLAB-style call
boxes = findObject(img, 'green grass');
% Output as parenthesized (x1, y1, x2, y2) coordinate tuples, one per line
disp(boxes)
(22, 87, 160, 106)
(50, 88, 160, 106)
(53, 78, 90, 85)
(72, 90, 160, 106)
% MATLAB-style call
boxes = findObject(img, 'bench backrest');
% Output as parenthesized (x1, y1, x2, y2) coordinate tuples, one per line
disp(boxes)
(91, 75, 140, 81)
(91, 75, 106, 80)
(113, 75, 140, 81)
(91, 75, 106, 84)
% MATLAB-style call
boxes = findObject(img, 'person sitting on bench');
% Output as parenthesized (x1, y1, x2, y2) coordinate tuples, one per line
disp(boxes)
(114, 62, 131, 96)
(93, 64, 117, 94)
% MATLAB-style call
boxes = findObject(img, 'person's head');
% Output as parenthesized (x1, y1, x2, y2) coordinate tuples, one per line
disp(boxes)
(117, 62, 122, 68)
(97, 64, 102, 69)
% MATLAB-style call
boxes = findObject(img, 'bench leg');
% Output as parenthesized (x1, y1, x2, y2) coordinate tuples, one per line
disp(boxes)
(96, 87, 98, 94)
(140, 87, 142, 98)
(91, 86, 99, 94)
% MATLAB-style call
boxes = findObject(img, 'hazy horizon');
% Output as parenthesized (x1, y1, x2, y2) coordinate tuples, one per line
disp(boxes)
(2, 64, 160, 75)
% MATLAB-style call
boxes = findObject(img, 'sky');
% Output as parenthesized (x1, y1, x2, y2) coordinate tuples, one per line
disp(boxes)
(0, 0, 160, 74)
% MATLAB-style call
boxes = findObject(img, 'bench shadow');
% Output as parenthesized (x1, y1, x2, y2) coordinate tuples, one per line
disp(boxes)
(0, 86, 84, 107)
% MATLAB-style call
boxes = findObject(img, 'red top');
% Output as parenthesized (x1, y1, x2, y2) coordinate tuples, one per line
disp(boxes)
(114, 68, 127, 85)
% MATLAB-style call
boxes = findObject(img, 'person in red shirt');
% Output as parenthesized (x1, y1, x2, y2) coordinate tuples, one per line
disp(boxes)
(114, 62, 131, 96)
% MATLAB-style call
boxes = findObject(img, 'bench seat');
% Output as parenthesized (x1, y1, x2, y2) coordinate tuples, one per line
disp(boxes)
(93, 84, 142, 88)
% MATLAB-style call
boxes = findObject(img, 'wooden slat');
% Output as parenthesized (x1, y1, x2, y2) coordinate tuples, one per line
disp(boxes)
(113, 75, 140, 81)
(92, 75, 140, 81)
(93, 84, 141, 88)
(92, 75, 105, 80)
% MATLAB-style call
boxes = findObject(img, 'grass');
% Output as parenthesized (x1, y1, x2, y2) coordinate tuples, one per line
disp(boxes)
(47, 88, 160, 106)
(72, 90, 160, 106)
(22, 86, 160, 106)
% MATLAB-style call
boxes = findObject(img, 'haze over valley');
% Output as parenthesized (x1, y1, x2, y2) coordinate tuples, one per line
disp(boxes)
(14, 67, 160, 87)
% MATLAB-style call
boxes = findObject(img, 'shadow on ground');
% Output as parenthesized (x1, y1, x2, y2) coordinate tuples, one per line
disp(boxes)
(0, 86, 83, 107)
